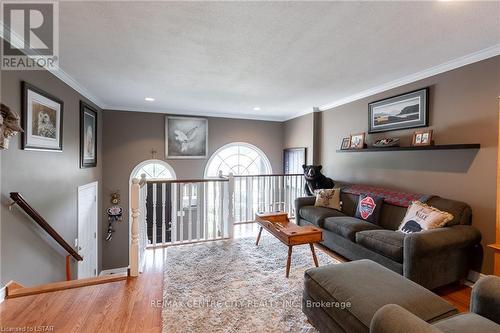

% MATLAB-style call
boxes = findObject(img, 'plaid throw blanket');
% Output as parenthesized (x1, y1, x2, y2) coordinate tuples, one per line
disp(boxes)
(341, 184, 432, 208)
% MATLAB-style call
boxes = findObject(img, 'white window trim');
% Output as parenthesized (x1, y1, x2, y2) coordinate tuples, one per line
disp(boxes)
(204, 142, 272, 178)
(130, 159, 177, 180)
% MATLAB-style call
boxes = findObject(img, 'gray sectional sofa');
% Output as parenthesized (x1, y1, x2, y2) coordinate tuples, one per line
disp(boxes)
(370, 275, 500, 333)
(295, 185, 483, 289)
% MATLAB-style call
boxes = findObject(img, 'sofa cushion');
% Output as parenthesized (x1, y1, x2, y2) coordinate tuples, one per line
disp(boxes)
(303, 260, 457, 333)
(398, 201, 454, 234)
(299, 206, 346, 228)
(355, 230, 405, 263)
(323, 216, 382, 241)
(434, 313, 499, 333)
(314, 188, 341, 210)
(354, 194, 384, 225)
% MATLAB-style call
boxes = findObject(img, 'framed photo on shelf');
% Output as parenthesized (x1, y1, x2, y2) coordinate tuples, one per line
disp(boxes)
(340, 137, 351, 150)
(21, 82, 63, 151)
(80, 101, 98, 168)
(412, 129, 433, 146)
(165, 116, 208, 159)
(368, 88, 429, 133)
(349, 133, 365, 149)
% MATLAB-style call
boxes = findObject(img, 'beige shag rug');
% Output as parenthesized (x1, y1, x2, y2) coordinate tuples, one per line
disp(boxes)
(162, 234, 338, 333)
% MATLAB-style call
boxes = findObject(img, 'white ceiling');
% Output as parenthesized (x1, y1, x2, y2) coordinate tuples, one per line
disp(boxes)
(57, 1, 500, 121)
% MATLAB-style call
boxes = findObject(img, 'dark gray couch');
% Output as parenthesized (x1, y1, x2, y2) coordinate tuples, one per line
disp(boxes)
(295, 188, 482, 289)
(370, 275, 500, 333)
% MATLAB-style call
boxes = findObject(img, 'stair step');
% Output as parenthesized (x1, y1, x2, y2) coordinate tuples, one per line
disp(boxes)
(6, 273, 128, 299)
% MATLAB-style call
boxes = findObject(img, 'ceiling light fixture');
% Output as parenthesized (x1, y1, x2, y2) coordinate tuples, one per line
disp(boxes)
(253, 106, 261, 111)
(145, 97, 155, 102)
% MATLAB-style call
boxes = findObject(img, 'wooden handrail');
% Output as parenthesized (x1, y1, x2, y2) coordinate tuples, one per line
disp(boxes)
(9, 192, 83, 261)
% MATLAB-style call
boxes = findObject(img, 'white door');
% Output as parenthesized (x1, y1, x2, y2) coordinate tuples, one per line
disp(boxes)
(78, 182, 98, 279)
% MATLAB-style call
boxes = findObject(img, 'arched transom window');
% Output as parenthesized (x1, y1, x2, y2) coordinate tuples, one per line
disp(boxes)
(205, 142, 272, 178)
(131, 159, 176, 180)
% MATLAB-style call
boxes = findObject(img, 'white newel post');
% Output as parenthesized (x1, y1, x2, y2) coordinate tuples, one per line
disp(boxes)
(130, 178, 140, 277)
(227, 173, 235, 238)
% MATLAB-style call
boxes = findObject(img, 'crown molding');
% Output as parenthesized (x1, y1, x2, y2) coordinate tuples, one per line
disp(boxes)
(2, 20, 498, 122)
(316, 44, 500, 113)
(49, 68, 105, 108)
(0, 22, 105, 108)
(102, 105, 286, 122)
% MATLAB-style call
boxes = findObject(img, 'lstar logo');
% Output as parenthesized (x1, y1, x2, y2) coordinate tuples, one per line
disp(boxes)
(1, 1, 59, 70)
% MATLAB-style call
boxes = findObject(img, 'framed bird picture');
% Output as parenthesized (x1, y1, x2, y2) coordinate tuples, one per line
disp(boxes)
(165, 116, 208, 159)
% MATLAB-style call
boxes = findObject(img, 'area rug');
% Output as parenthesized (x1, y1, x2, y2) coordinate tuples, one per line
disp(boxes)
(162, 234, 339, 333)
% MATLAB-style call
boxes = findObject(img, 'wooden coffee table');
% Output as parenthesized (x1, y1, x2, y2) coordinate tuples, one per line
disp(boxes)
(255, 211, 323, 278)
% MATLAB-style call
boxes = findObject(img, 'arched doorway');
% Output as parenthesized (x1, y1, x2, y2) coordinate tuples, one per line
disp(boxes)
(129, 160, 176, 245)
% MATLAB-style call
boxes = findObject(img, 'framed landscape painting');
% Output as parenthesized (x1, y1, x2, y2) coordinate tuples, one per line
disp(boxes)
(80, 101, 98, 168)
(166, 116, 208, 159)
(368, 88, 428, 133)
(22, 82, 63, 151)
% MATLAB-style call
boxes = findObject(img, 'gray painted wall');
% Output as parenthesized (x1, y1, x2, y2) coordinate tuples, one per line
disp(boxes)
(283, 113, 314, 165)
(101, 110, 284, 269)
(318, 56, 500, 274)
(1, 70, 103, 286)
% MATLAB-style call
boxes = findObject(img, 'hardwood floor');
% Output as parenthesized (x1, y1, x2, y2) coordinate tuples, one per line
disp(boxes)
(0, 249, 165, 333)
(0, 223, 472, 332)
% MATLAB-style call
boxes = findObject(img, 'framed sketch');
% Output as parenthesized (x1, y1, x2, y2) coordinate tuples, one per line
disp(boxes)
(80, 101, 98, 168)
(368, 88, 429, 133)
(412, 129, 433, 146)
(21, 82, 63, 151)
(340, 137, 351, 150)
(166, 116, 208, 158)
(350, 133, 365, 149)
(283, 147, 307, 174)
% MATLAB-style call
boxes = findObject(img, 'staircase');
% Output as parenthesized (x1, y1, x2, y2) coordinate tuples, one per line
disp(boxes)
(5, 192, 133, 301)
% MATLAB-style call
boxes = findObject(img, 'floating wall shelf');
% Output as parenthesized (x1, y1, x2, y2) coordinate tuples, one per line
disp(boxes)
(336, 144, 481, 153)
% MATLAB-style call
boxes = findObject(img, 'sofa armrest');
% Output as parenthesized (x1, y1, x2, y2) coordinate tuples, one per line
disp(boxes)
(404, 225, 481, 257)
(370, 304, 441, 333)
(470, 275, 500, 324)
(294, 196, 316, 220)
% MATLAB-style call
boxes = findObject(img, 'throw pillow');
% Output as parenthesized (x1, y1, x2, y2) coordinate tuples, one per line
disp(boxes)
(355, 194, 384, 224)
(314, 188, 341, 211)
(398, 201, 454, 234)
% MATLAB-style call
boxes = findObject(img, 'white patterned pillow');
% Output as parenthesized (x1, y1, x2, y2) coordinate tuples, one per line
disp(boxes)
(398, 201, 454, 234)
(314, 188, 341, 211)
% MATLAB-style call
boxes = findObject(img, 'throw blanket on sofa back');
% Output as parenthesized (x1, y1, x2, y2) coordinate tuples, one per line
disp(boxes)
(341, 184, 433, 208)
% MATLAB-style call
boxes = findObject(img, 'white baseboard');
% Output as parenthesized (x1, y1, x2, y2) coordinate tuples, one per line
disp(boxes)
(99, 267, 128, 276)
(0, 286, 6, 303)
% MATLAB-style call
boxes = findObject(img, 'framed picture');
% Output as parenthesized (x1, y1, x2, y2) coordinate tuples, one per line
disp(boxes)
(166, 116, 208, 159)
(412, 129, 433, 146)
(283, 147, 307, 174)
(21, 82, 63, 151)
(80, 101, 98, 168)
(340, 137, 351, 150)
(350, 133, 365, 149)
(368, 88, 429, 133)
